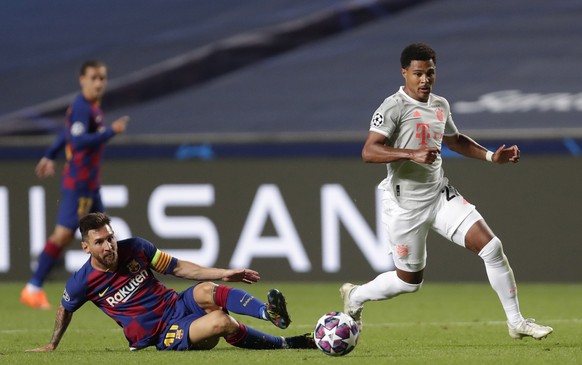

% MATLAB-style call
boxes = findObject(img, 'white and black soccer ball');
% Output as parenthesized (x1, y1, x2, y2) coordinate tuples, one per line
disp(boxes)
(314, 311, 359, 356)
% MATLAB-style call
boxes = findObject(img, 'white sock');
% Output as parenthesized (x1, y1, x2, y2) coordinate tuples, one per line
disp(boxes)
(26, 283, 42, 292)
(478, 237, 524, 326)
(351, 271, 421, 306)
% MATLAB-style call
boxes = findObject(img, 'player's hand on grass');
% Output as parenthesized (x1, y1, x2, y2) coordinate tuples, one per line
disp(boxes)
(26, 344, 55, 352)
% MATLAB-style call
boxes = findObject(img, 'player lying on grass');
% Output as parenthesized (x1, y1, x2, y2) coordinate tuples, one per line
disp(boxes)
(27, 212, 316, 351)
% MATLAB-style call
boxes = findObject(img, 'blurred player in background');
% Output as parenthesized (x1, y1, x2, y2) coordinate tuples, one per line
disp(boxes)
(21, 60, 129, 309)
(27, 212, 315, 352)
(341, 43, 553, 340)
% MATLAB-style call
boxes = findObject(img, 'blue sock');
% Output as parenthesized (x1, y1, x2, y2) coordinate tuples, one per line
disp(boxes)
(216, 285, 267, 320)
(226, 323, 283, 349)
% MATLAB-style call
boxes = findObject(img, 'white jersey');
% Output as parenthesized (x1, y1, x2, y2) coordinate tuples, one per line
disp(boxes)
(370, 87, 459, 209)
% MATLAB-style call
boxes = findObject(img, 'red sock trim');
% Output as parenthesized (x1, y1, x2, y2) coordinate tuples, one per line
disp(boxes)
(225, 323, 247, 345)
(44, 240, 63, 258)
(214, 285, 231, 308)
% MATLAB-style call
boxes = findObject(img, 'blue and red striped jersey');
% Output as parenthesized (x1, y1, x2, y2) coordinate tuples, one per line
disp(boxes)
(62, 237, 179, 349)
(59, 94, 115, 192)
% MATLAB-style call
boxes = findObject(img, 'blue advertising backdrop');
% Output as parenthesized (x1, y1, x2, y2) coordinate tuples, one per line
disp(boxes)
(0, 0, 580, 147)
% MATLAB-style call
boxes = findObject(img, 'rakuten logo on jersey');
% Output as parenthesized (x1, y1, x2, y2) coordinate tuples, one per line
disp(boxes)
(106, 269, 149, 307)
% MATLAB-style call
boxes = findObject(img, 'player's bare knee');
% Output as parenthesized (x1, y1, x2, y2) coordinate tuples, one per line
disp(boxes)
(209, 312, 238, 336)
(193, 282, 217, 307)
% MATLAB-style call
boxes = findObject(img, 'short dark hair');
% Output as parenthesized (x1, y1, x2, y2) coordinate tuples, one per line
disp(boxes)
(80, 60, 106, 76)
(400, 43, 436, 68)
(79, 212, 111, 241)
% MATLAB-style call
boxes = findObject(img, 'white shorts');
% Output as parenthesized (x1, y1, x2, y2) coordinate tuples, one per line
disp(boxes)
(381, 184, 482, 272)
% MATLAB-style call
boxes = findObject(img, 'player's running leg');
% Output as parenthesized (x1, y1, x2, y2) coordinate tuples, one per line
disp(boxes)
(341, 269, 421, 331)
(478, 236, 553, 340)
(21, 226, 75, 309)
(460, 216, 553, 340)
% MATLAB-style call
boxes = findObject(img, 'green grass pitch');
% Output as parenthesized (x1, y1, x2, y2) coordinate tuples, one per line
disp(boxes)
(1, 281, 581, 364)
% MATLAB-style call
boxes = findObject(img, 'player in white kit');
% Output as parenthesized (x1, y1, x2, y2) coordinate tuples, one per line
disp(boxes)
(340, 43, 553, 340)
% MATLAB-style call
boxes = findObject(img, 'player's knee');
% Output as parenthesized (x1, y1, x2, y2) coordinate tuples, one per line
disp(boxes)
(394, 273, 422, 294)
(188, 312, 229, 350)
(478, 236, 504, 262)
(193, 282, 218, 307)
(399, 279, 422, 294)
(209, 312, 238, 336)
(51, 226, 76, 246)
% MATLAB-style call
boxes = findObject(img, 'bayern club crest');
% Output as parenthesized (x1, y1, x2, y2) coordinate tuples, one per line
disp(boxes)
(435, 107, 444, 122)
(395, 243, 410, 258)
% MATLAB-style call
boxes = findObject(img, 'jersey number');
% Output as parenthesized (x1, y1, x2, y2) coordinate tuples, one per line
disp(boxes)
(443, 185, 458, 201)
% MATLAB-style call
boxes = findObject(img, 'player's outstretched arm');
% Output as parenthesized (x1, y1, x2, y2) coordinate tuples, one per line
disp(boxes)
(221, 268, 261, 284)
(26, 304, 73, 352)
(444, 134, 520, 164)
(172, 260, 260, 284)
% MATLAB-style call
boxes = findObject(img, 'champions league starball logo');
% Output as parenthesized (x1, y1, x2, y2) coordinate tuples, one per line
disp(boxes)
(372, 112, 384, 127)
(70, 121, 86, 137)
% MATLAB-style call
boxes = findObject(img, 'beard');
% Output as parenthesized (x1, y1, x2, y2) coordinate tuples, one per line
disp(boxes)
(97, 251, 118, 270)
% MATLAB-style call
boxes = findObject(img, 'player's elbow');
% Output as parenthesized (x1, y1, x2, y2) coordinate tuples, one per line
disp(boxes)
(69, 137, 91, 151)
(361, 147, 375, 163)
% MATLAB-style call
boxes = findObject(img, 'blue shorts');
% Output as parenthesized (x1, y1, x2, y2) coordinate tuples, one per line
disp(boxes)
(56, 189, 104, 230)
(156, 285, 208, 351)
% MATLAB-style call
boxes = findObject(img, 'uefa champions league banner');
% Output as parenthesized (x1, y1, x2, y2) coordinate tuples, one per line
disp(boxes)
(0, 157, 579, 282)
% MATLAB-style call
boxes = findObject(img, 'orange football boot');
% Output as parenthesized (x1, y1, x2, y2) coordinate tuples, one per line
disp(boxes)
(20, 287, 52, 310)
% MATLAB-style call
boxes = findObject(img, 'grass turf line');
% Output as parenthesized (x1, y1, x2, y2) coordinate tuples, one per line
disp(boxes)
(1, 282, 581, 365)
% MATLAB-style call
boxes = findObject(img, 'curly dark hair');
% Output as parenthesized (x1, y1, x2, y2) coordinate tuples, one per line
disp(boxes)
(400, 43, 436, 68)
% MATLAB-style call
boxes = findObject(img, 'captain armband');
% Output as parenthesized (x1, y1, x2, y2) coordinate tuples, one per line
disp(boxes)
(151, 249, 175, 274)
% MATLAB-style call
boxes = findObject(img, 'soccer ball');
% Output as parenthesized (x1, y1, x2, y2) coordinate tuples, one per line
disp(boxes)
(314, 311, 359, 356)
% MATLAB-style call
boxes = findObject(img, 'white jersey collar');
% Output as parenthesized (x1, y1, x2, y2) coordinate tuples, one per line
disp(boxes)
(398, 86, 432, 106)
